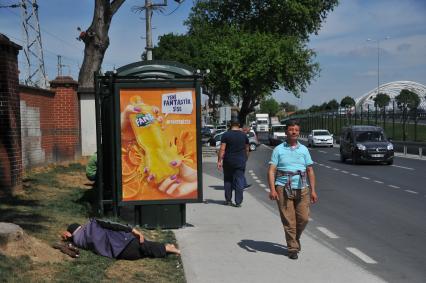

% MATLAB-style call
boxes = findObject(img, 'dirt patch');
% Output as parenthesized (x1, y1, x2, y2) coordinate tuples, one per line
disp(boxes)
(56, 172, 90, 188)
(0, 233, 70, 263)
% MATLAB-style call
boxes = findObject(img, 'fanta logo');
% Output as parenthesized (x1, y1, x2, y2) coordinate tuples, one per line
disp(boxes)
(134, 113, 154, 127)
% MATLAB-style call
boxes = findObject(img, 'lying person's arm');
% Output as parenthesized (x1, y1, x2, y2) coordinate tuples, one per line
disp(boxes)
(95, 219, 144, 243)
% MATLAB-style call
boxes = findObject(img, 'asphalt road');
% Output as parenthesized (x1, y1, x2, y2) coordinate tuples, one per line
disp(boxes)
(204, 142, 426, 283)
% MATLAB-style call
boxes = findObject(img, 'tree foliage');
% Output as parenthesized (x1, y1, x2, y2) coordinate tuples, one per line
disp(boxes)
(395, 89, 420, 111)
(326, 99, 339, 110)
(154, 0, 339, 123)
(260, 98, 280, 117)
(340, 96, 355, 108)
(280, 102, 298, 113)
(373, 93, 391, 108)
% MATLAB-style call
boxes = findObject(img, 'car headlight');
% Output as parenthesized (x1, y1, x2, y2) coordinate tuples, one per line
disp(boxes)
(356, 144, 366, 150)
(387, 143, 393, 150)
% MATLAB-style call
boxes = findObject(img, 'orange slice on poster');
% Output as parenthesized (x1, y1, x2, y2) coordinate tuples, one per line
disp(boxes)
(123, 178, 140, 199)
(128, 147, 142, 166)
(122, 159, 137, 176)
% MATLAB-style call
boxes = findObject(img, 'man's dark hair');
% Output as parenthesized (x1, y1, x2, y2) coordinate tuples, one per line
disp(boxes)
(286, 119, 300, 129)
(230, 117, 240, 127)
(67, 223, 81, 234)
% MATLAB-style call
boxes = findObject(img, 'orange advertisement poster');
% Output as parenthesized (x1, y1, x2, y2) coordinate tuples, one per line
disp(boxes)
(120, 88, 198, 202)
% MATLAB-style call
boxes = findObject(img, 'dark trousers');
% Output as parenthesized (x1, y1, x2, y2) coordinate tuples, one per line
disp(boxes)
(117, 238, 167, 260)
(223, 162, 245, 205)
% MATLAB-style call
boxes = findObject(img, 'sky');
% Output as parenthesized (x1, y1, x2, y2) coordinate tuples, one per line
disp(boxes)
(1, 0, 425, 109)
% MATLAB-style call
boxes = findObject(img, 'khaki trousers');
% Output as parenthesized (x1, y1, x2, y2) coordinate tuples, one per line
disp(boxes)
(275, 186, 310, 253)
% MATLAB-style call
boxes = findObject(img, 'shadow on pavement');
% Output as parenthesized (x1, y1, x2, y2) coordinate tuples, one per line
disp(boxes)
(238, 239, 288, 256)
(203, 199, 228, 206)
(208, 185, 224, 190)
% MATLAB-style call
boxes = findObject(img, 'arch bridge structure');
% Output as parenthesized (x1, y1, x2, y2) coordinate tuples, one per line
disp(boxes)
(355, 81, 426, 110)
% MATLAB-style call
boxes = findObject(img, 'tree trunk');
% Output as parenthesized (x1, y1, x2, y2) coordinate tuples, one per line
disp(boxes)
(78, 0, 125, 90)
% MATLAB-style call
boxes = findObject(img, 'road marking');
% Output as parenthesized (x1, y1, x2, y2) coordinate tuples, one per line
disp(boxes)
(374, 180, 384, 184)
(309, 217, 313, 221)
(391, 165, 414, 170)
(341, 170, 349, 174)
(252, 176, 258, 180)
(346, 247, 377, 264)
(317, 227, 339, 239)
(264, 188, 270, 192)
(255, 180, 262, 183)
(248, 170, 254, 173)
(362, 177, 370, 180)
(333, 168, 339, 171)
(388, 185, 400, 189)
(259, 184, 266, 188)
(405, 189, 418, 194)
(334, 154, 340, 156)
(319, 150, 327, 153)
(325, 166, 331, 168)
(351, 173, 359, 177)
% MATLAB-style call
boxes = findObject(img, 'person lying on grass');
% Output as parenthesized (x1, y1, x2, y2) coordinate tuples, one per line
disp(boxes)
(59, 218, 180, 260)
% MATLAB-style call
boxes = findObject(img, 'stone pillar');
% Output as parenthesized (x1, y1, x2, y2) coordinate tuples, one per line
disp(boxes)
(0, 34, 23, 196)
(49, 76, 81, 161)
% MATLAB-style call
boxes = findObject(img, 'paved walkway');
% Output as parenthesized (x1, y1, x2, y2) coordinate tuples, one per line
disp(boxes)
(175, 166, 385, 283)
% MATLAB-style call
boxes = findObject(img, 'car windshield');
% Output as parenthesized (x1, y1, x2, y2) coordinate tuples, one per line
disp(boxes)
(314, 131, 330, 136)
(215, 134, 223, 142)
(257, 120, 268, 125)
(355, 131, 386, 142)
(272, 126, 286, 132)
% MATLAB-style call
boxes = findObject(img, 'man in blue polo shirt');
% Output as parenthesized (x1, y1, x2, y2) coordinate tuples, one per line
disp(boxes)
(267, 120, 318, 260)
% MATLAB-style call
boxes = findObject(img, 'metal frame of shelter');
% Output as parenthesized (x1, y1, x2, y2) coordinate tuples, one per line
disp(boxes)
(94, 61, 203, 227)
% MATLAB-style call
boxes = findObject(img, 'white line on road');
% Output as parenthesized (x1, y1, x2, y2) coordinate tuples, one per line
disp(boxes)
(333, 168, 339, 171)
(341, 170, 349, 174)
(252, 176, 258, 180)
(405, 189, 418, 194)
(374, 180, 384, 184)
(309, 217, 313, 221)
(264, 188, 270, 192)
(259, 184, 266, 188)
(248, 170, 254, 173)
(255, 180, 262, 183)
(351, 173, 359, 177)
(388, 185, 400, 189)
(319, 150, 327, 153)
(334, 154, 340, 156)
(391, 165, 415, 170)
(325, 166, 331, 168)
(317, 227, 339, 239)
(362, 177, 370, 180)
(346, 247, 377, 264)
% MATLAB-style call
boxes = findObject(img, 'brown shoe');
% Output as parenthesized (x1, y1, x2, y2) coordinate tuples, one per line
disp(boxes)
(53, 242, 80, 258)
(288, 252, 298, 260)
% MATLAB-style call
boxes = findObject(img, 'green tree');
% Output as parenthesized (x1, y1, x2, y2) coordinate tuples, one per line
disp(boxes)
(280, 102, 298, 113)
(326, 99, 339, 110)
(340, 96, 355, 109)
(260, 98, 280, 124)
(373, 93, 391, 120)
(395, 89, 420, 140)
(154, 0, 339, 123)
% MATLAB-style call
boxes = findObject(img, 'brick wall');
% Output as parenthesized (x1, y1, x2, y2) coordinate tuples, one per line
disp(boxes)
(0, 34, 23, 195)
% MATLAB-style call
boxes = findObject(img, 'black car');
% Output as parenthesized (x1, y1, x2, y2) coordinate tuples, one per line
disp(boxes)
(201, 127, 212, 144)
(339, 125, 394, 165)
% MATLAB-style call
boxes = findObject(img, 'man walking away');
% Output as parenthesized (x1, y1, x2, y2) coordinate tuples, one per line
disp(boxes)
(217, 118, 249, 207)
(267, 120, 318, 259)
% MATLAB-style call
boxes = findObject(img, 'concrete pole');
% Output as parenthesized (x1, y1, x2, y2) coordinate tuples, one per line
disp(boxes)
(145, 0, 153, 60)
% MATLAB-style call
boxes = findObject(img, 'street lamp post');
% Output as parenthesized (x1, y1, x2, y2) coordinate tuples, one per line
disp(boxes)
(367, 37, 390, 98)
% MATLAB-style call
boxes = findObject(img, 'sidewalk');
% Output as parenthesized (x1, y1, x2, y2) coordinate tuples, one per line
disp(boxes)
(175, 161, 385, 283)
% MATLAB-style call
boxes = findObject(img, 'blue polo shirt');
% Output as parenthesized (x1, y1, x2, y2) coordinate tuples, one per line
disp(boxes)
(269, 141, 313, 189)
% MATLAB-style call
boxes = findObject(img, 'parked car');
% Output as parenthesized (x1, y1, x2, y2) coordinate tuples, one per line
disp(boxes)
(307, 129, 334, 147)
(339, 125, 394, 165)
(201, 127, 212, 144)
(211, 130, 259, 152)
(269, 125, 287, 146)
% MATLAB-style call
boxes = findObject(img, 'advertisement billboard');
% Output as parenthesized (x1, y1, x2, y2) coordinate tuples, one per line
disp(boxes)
(119, 88, 199, 203)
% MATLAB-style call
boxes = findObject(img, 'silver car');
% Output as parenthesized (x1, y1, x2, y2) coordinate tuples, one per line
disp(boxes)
(212, 130, 259, 151)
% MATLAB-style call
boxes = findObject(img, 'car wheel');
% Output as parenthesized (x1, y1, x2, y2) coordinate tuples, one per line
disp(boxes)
(308, 142, 311, 147)
(340, 154, 346, 163)
(249, 143, 257, 151)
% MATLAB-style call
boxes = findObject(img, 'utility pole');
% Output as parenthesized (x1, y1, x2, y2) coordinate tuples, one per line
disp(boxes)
(142, 0, 183, 61)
